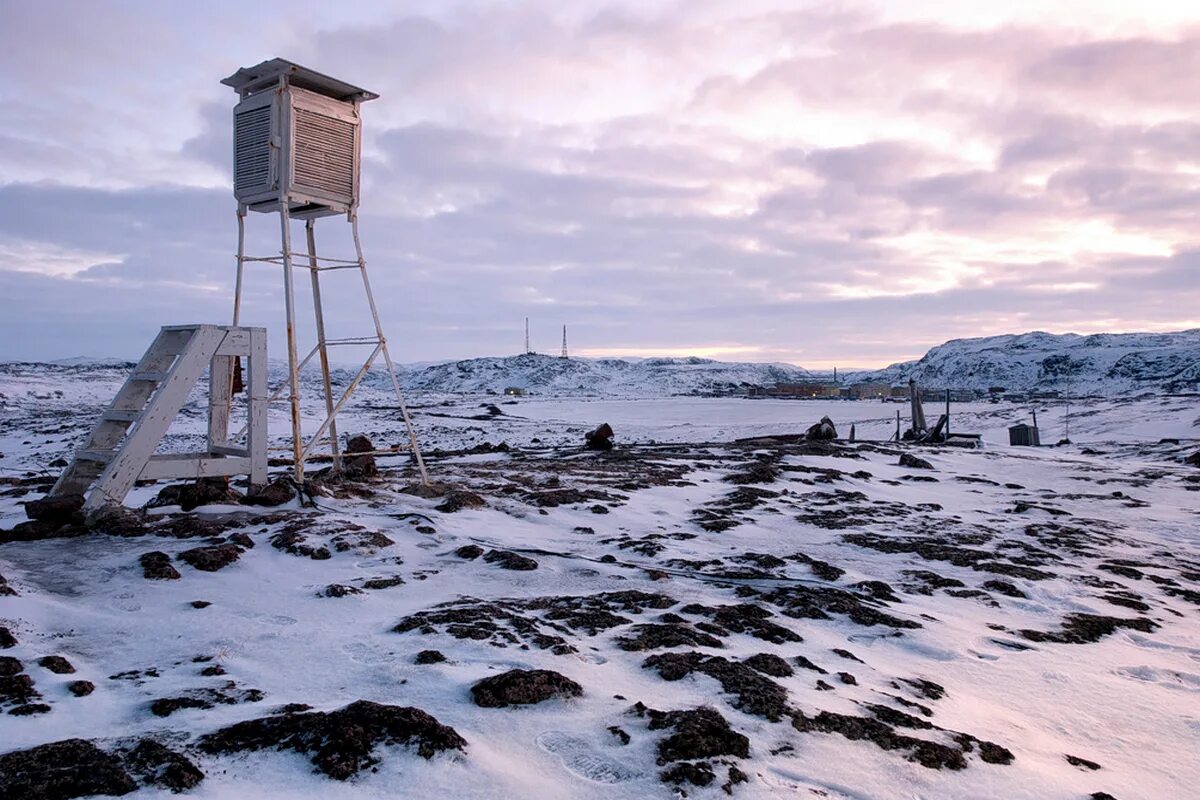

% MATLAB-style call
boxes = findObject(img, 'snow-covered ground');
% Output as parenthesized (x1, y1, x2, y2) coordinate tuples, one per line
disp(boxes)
(1, 363, 1198, 799)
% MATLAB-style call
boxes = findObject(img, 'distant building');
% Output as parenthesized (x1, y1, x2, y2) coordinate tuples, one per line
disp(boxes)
(1008, 423, 1040, 446)
(749, 383, 841, 399)
(503, 386, 526, 397)
(848, 382, 890, 400)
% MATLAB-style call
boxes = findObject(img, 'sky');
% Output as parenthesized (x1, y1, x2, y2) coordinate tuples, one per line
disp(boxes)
(1, 1, 1198, 369)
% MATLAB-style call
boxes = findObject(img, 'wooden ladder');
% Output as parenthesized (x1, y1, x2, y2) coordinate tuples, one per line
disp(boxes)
(50, 324, 269, 512)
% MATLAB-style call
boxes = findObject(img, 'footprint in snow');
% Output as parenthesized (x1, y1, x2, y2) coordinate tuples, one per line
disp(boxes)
(1115, 665, 1200, 691)
(536, 731, 640, 784)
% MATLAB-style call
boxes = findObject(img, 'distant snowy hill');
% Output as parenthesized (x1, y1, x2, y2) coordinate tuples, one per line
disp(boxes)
(394, 353, 812, 397)
(848, 330, 1200, 396)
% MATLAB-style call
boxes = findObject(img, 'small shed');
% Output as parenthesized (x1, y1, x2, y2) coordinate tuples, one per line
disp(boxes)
(1009, 423, 1040, 446)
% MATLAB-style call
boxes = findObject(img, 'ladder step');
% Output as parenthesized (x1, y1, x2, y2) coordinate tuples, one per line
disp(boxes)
(102, 410, 141, 423)
(130, 371, 168, 382)
(77, 449, 117, 464)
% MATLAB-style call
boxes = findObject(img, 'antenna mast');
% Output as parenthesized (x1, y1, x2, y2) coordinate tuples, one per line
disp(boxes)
(524, 317, 531, 355)
(561, 325, 568, 358)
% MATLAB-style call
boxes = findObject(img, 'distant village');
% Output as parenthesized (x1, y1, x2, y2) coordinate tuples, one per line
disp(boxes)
(745, 382, 1066, 402)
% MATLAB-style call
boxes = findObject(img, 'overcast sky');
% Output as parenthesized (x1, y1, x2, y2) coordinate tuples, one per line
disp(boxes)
(1, 1, 1197, 368)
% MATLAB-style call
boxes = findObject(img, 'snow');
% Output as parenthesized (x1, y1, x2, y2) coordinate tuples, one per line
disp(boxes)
(1, 362, 1199, 799)
(847, 329, 1200, 396)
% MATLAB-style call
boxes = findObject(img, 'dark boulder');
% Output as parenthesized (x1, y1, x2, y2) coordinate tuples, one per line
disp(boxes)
(177, 544, 243, 572)
(68, 680, 95, 697)
(899, 453, 934, 470)
(0, 738, 137, 799)
(151, 478, 240, 511)
(85, 505, 147, 537)
(37, 655, 75, 674)
(483, 549, 538, 571)
(23, 494, 83, 525)
(435, 490, 486, 513)
(585, 423, 615, 451)
(121, 739, 204, 792)
(139, 551, 180, 580)
(197, 699, 465, 780)
(241, 478, 295, 507)
(470, 668, 583, 708)
(341, 435, 378, 480)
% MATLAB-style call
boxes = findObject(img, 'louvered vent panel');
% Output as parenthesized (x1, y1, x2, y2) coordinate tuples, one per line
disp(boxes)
(234, 106, 272, 194)
(293, 108, 355, 201)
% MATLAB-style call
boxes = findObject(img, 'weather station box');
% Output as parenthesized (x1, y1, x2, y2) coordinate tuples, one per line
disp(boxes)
(222, 58, 378, 219)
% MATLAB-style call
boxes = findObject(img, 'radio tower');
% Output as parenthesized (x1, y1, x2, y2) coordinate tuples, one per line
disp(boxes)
(524, 317, 531, 355)
(561, 325, 568, 358)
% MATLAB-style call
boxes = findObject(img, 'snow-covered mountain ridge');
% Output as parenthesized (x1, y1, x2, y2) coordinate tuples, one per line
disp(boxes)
(846, 330, 1200, 396)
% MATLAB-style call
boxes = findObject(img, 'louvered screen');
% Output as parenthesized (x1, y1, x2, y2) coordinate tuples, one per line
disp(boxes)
(234, 105, 272, 195)
(292, 108, 355, 202)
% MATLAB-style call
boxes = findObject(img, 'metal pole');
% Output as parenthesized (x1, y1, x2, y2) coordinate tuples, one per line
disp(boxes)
(350, 214, 429, 484)
(945, 388, 950, 440)
(306, 219, 342, 475)
(280, 204, 304, 482)
(233, 207, 247, 325)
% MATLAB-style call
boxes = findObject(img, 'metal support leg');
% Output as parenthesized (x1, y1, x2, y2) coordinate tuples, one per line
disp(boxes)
(306, 219, 341, 475)
(350, 214, 429, 484)
(279, 204, 305, 482)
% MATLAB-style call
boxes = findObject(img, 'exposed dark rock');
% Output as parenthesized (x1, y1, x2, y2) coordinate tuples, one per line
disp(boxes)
(140, 551, 180, 580)
(0, 628, 15, 649)
(23, 494, 83, 525)
(435, 490, 487, 513)
(793, 655, 827, 674)
(0, 738, 137, 799)
(85, 504, 147, 537)
(454, 545, 484, 560)
(680, 603, 802, 644)
(643, 652, 790, 721)
(470, 669, 582, 708)
(982, 579, 1027, 598)
(616, 623, 724, 652)
(723, 764, 749, 794)
(414, 650, 446, 665)
(122, 739, 204, 792)
(321, 584, 363, 598)
(660, 760, 714, 787)
(0, 657, 21, 676)
(0, 674, 40, 707)
(725, 461, 780, 485)
(585, 423, 615, 451)
(792, 711, 967, 770)
(1020, 613, 1158, 644)
(9, 703, 51, 716)
(198, 700, 466, 780)
(67, 680, 95, 697)
(648, 707, 750, 764)
(844, 532, 1055, 581)
(786, 553, 846, 582)
(227, 532, 254, 549)
(241, 478, 295, 507)
(743, 653, 793, 677)
(899, 453, 934, 470)
(190, 601, 211, 609)
(150, 685, 263, 717)
(758, 584, 919, 629)
(483, 549, 538, 571)
(270, 529, 331, 560)
(177, 544, 243, 572)
(151, 478, 239, 511)
(37, 655, 75, 674)
(607, 726, 631, 745)
(362, 576, 404, 590)
(838, 671, 857, 685)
